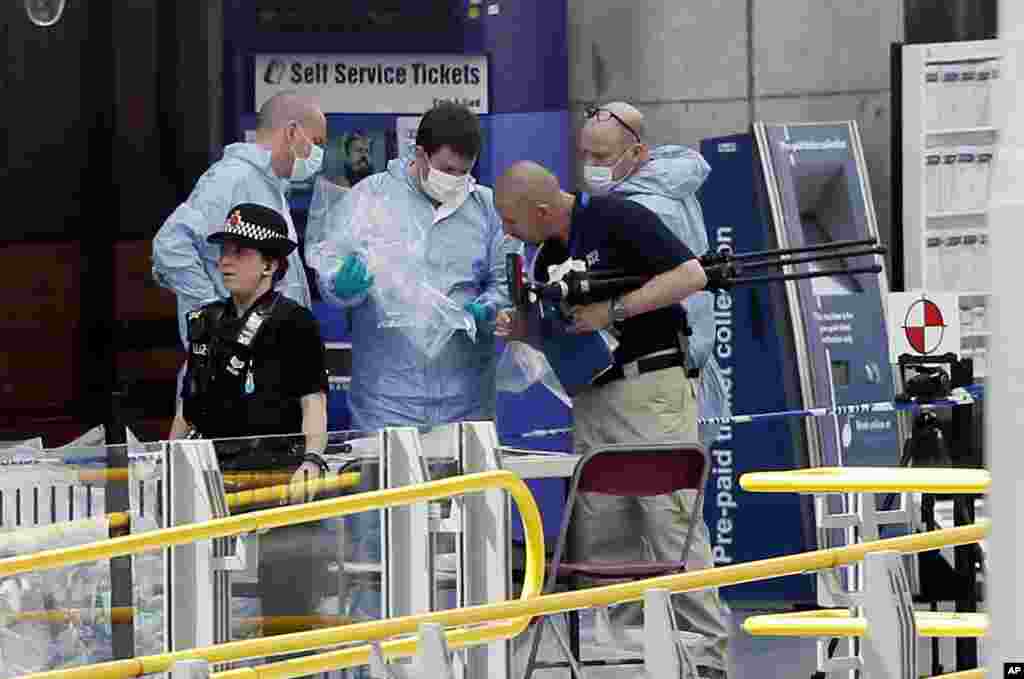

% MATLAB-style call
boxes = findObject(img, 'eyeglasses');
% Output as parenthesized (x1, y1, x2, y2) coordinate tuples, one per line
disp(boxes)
(584, 106, 641, 143)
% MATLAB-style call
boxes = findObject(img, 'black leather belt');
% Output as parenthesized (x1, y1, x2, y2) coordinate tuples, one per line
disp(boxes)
(592, 350, 692, 388)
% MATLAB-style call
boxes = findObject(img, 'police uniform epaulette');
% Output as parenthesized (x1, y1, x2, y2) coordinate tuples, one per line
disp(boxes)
(186, 300, 229, 322)
(186, 301, 229, 345)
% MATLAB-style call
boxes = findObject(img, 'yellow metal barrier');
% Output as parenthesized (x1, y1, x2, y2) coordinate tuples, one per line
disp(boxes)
(739, 466, 991, 494)
(0, 472, 362, 539)
(75, 469, 130, 484)
(4, 608, 354, 635)
(19, 519, 987, 679)
(223, 472, 362, 511)
(6, 470, 545, 679)
(5, 607, 135, 626)
(742, 608, 989, 638)
(69, 469, 331, 490)
(0, 469, 541, 578)
(222, 471, 328, 491)
(932, 671, 985, 679)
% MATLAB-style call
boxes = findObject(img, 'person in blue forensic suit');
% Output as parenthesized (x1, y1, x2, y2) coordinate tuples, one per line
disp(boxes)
(305, 103, 520, 653)
(578, 101, 730, 451)
(153, 90, 326, 349)
(306, 101, 521, 431)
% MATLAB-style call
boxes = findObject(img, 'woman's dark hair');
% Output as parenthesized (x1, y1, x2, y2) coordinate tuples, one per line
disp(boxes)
(261, 251, 290, 284)
(415, 101, 481, 161)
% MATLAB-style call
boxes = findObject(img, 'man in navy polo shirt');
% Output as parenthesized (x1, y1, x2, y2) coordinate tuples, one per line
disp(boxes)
(495, 160, 731, 679)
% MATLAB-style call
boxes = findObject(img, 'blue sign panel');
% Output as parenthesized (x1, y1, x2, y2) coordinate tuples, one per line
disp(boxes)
(698, 133, 815, 605)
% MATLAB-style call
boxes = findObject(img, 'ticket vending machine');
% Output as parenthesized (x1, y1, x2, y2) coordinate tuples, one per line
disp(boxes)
(699, 122, 898, 605)
(755, 121, 898, 473)
(221, 0, 571, 433)
(756, 121, 901, 603)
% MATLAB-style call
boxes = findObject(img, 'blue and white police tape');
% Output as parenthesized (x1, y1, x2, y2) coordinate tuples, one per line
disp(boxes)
(509, 386, 982, 440)
(697, 392, 975, 426)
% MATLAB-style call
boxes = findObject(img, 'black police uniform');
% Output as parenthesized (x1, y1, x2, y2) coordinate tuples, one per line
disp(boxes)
(181, 288, 328, 466)
(183, 202, 333, 625)
(533, 191, 697, 384)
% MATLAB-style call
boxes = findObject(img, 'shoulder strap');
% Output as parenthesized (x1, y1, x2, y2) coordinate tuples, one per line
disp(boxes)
(233, 293, 281, 348)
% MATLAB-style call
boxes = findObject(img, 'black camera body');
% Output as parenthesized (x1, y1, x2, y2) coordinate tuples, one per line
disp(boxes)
(904, 366, 952, 402)
(897, 352, 974, 403)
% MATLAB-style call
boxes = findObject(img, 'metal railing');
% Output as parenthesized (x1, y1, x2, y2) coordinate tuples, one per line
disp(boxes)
(739, 463, 990, 676)
(742, 608, 989, 638)
(17, 518, 987, 679)
(0, 458, 160, 533)
(738, 466, 992, 494)
(3, 469, 546, 679)
(0, 472, 362, 548)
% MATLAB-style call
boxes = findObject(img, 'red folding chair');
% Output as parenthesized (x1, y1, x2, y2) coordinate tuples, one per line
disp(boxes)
(521, 442, 711, 679)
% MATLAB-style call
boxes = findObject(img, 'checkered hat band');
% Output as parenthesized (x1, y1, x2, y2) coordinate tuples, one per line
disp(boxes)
(223, 220, 283, 242)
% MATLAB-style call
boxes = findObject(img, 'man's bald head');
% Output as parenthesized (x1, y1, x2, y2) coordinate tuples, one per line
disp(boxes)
(495, 161, 569, 244)
(254, 91, 327, 180)
(593, 101, 645, 144)
(579, 101, 649, 189)
(496, 161, 561, 208)
(257, 91, 324, 131)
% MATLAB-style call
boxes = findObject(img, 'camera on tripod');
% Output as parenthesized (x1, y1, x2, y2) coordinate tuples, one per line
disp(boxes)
(897, 352, 974, 403)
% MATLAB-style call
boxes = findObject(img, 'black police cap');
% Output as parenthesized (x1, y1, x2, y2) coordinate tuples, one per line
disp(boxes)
(207, 203, 297, 256)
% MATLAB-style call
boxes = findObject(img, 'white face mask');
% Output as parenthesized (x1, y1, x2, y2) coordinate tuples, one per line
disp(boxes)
(583, 147, 633, 195)
(423, 163, 473, 205)
(290, 125, 324, 182)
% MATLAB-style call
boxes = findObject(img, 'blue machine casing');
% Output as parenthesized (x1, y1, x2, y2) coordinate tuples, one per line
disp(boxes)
(699, 124, 900, 606)
(698, 134, 815, 605)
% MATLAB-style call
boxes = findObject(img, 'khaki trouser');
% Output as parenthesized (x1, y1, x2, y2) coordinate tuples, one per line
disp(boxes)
(570, 365, 732, 673)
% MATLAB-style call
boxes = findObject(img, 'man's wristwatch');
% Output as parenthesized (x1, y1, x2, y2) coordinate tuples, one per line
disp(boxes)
(610, 296, 628, 325)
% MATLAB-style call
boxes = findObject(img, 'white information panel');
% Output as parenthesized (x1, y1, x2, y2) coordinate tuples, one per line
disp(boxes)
(254, 54, 488, 114)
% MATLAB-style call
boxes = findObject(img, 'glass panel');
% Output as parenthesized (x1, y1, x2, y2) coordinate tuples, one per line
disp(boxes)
(0, 432, 167, 675)
(419, 425, 463, 615)
(187, 430, 379, 679)
(0, 427, 396, 676)
(129, 449, 166, 658)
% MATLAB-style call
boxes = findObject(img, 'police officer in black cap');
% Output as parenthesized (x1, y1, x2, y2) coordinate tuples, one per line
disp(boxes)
(171, 202, 329, 472)
(170, 203, 332, 628)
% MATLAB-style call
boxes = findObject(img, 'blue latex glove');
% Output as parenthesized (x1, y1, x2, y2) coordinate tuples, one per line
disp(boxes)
(464, 301, 496, 329)
(333, 253, 374, 299)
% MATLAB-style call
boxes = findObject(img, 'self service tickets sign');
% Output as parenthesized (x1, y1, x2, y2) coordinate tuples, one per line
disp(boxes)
(254, 54, 489, 114)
